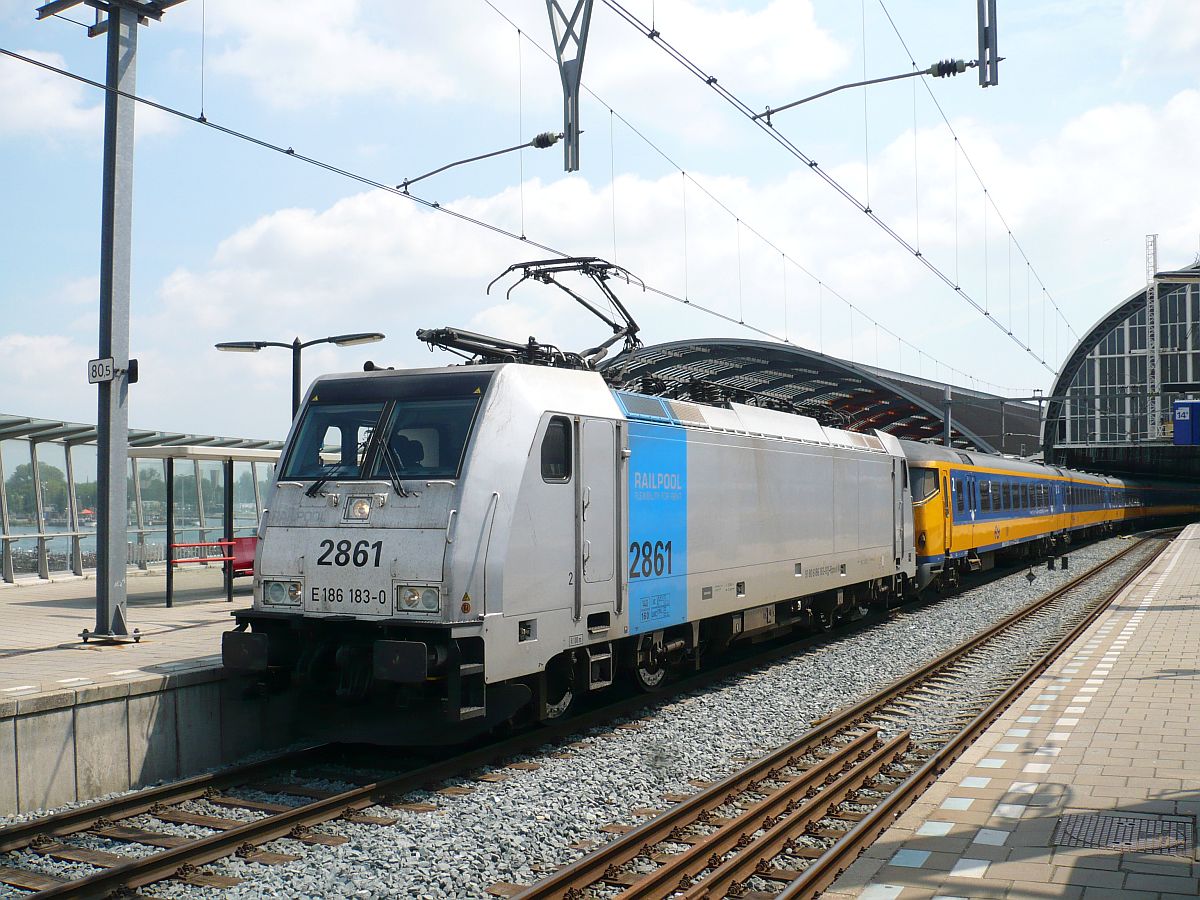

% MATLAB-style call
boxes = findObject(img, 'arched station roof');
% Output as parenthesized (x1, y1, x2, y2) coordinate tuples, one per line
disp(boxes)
(604, 339, 1040, 455)
(1043, 262, 1200, 478)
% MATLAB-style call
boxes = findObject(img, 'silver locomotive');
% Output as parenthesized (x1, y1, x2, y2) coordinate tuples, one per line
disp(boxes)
(223, 360, 916, 741)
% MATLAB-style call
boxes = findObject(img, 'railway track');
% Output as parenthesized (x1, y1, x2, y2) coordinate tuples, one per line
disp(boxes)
(0, 595, 931, 897)
(0, 535, 1159, 898)
(508, 533, 1168, 900)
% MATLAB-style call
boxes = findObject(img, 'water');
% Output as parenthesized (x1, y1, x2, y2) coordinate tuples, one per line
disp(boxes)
(2, 521, 258, 575)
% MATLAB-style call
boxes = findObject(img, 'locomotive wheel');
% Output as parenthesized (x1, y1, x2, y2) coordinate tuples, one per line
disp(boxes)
(631, 635, 668, 692)
(542, 653, 576, 719)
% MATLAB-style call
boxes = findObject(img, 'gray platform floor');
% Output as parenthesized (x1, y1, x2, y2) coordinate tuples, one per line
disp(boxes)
(827, 523, 1200, 899)
(1, 568, 247, 699)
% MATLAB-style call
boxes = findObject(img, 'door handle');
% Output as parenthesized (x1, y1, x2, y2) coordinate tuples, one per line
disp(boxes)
(583, 539, 591, 561)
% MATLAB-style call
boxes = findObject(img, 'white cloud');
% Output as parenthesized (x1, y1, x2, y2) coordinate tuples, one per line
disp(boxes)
(193, 0, 846, 150)
(587, 0, 848, 98)
(0, 50, 101, 140)
(18, 83, 1200, 436)
(0, 334, 93, 421)
(202, 0, 460, 109)
(0, 49, 179, 144)
(1123, 0, 1200, 76)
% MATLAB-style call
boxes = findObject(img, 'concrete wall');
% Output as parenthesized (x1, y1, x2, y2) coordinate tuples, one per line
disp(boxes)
(0, 670, 297, 816)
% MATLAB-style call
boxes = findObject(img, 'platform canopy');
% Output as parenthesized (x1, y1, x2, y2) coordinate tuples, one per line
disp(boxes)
(603, 339, 1041, 455)
(0, 414, 283, 449)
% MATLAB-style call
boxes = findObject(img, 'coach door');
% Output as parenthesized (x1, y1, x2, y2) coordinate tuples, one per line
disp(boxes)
(576, 418, 618, 619)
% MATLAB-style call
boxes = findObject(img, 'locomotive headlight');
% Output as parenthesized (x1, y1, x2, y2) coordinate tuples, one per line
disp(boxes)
(263, 580, 302, 606)
(397, 586, 422, 610)
(395, 585, 440, 613)
(348, 497, 372, 520)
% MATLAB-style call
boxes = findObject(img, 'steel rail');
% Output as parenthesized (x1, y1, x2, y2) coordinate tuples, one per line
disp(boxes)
(0, 744, 329, 854)
(7, 596, 920, 897)
(676, 733, 909, 899)
(806, 535, 1150, 735)
(6, 534, 1155, 896)
(518, 533, 1161, 898)
(610, 729, 891, 900)
(776, 532, 1171, 898)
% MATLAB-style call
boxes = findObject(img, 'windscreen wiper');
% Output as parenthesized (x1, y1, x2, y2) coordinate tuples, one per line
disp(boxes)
(378, 444, 411, 498)
(305, 465, 345, 498)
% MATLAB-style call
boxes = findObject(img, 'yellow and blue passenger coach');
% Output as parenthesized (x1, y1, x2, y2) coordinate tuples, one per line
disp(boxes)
(903, 440, 1200, 589)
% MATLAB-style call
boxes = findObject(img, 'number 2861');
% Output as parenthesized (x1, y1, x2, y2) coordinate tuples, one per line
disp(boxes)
(317, 539, 382, 567)
(628, 540, 672, 578)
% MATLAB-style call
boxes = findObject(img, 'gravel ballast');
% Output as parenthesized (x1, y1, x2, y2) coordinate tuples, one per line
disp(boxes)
(0, 535, 1158, 899)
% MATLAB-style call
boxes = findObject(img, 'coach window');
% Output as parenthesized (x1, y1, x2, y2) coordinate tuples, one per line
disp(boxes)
(981, 481, 992, 511)
(1002, 483, 1011, 510)
(954, 479, 965, 513)
(541, 416, 572, 482)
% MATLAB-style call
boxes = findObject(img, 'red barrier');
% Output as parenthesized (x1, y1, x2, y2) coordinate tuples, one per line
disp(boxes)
(231, 536, 256, 577)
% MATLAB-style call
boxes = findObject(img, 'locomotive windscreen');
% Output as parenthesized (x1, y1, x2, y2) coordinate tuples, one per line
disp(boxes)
(279, 372, 491, 481)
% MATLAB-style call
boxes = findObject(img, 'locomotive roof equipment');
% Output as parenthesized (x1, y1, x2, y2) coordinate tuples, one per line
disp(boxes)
(418, 257, 643, 371)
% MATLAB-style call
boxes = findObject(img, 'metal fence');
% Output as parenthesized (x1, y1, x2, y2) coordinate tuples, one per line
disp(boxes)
(0, 414, 282, 583)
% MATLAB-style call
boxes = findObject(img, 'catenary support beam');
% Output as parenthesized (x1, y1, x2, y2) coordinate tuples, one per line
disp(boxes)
(546, 0, 594, 171)
(93, 3, 139, 637)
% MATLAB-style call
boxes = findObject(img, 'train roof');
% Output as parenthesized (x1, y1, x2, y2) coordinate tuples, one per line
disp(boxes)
(899, 439, 1118, 484)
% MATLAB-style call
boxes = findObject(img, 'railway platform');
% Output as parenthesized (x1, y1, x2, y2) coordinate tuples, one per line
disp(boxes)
(826, 524, 1200, 899)
(0, 570, 293, 817)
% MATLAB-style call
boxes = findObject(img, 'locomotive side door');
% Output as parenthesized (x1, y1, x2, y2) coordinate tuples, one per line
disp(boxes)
(576, 418, 617, 619)
(941, 469, 952, 557)
(892, 459, 904, 567)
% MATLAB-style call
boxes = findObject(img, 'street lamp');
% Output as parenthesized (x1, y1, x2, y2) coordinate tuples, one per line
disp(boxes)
(215, 332, 385, 418)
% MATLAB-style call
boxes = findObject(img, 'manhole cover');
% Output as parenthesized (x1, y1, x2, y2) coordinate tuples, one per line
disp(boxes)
(1053, 814, 1194, 856)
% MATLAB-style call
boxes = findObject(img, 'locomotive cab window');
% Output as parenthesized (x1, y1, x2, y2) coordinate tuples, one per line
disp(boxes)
(369, 397, 480, 479)
(280, 402, 385, 480)
(280, 375, 487, 483)
(910, 467, 939, 503)
(541, 416, 572, 482)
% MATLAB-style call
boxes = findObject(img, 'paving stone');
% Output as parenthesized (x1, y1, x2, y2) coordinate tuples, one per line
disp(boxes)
(827, 528, 1200, 900)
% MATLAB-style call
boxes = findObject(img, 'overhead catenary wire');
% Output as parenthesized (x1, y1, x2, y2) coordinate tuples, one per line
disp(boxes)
(873, 0, 1078, 344)
(860, 0, 871, 211)
(517, 28, 525, 239)
(599, 0, 1061, 374)
(478, 0, 1027, 394)
(199, 0, 206, 120)
(5, 25, 1025, 396)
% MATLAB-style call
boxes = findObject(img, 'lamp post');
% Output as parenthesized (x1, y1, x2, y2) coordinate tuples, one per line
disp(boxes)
(215, 332, 385, 419)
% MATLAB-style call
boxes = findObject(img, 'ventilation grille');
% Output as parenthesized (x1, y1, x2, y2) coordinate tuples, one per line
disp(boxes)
(1052, 814, 1194, 856)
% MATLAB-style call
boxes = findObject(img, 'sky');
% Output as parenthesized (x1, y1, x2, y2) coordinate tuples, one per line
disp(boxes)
(1, 0, 1198, 442)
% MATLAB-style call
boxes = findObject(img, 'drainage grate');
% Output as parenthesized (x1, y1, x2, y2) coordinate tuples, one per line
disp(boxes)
(1053, 814, 1194, 856)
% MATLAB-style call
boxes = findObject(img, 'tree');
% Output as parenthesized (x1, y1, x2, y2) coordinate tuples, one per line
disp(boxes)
(4, 463, 68, 517)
